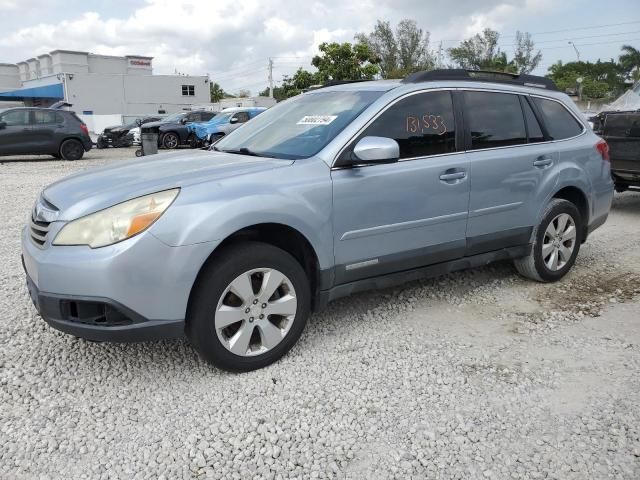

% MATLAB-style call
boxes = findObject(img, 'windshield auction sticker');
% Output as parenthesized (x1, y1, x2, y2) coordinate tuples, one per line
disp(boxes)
(297, 115, 338, 125)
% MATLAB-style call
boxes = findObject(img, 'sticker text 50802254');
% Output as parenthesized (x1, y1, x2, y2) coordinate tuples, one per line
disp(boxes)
(406, 114, 448, 136)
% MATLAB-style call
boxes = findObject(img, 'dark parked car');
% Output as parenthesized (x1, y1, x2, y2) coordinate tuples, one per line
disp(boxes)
(0, 107, 92, 160)
(96, 116, 162, 149)
(591, 110, 640, 191)
(141, 110, 216, 149)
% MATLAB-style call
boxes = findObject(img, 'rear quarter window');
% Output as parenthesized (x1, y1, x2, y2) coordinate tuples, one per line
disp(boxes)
(532, 97, 584, 140)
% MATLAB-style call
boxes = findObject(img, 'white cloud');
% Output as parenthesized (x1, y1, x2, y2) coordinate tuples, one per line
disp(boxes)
(0, 0, 567, 94)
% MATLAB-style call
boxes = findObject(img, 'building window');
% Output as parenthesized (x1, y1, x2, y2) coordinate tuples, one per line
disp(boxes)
(182, 85, 195, 96)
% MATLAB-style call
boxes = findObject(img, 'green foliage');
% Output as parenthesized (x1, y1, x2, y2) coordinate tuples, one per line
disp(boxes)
(547, 60, 625, 99)
(209, 82, 226, 103)
(448, 29, 541, 74)
(355, 19, 435, 78)
(311, 42, 380, 82)
(619, 44, 640, 80)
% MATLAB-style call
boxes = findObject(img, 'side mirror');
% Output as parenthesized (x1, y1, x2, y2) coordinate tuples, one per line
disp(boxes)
(352, 136, 400, 164)
(229, 117, 239, 124)
(0, 121, 6, 130)
(180, 118, 187, 124)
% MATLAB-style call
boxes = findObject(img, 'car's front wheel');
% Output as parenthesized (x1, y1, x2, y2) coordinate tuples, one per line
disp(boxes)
(59, 139, 85, 161)
(187, 242, 310, 372)
(514, 199, 582, 282)
(162, 132, 179, 149)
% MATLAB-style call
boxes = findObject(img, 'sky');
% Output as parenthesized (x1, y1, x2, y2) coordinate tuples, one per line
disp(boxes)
(0, 0, 639, 95)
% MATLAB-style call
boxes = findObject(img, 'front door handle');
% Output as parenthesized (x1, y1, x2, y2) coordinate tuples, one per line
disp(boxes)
(533, 155, 553, 168)
(439, 171, 467, 182)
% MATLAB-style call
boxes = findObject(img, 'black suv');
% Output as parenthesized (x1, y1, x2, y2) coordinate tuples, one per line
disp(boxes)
(141, 110, 216, 149)
(97, 116, 162, 149)
(0, 107, 92, 160)
(591, 110, 640, 191)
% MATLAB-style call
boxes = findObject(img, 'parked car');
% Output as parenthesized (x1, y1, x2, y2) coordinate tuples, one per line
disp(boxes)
(22, 69, 613, 371)
(139, 110, 216, 149)
(0, 107, 92, 160)
(96, 116, 162, 149)
(590, 110, 640, 191)
(188, 107, 266, 146)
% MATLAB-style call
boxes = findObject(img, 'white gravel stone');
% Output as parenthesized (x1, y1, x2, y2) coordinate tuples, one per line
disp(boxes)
(1, 150, 639, 479)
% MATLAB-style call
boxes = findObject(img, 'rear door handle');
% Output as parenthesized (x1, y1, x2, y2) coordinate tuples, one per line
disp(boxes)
(533, 155, 553, 168)
(439, 171, 467, 182)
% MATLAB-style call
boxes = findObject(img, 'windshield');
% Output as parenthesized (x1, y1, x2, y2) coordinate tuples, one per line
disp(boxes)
(214, 90, 384, 159)
(163, 112, 185, 123)
(209, 112, 233, 124)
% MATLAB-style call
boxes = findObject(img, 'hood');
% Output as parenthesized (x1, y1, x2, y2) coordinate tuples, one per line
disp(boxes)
(43, 150, 294, 221)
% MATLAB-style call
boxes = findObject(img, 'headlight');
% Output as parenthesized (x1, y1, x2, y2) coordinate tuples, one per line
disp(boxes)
(53, 189, 179, 248)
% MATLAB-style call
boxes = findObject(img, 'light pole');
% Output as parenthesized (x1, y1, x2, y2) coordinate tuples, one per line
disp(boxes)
(568, 41, 581, 61)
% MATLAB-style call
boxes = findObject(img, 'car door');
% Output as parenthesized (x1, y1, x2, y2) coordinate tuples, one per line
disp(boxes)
(30, 110, 64, 153)
(331, 90, 470, 284)
(462, 90, 559, 255)
(0, 109, 33, 155)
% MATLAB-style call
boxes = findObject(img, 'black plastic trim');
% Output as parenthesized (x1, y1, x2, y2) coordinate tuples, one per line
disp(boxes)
(465, 227, 533, 257)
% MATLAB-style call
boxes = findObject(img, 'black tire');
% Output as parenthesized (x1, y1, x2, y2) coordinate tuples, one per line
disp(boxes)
(51, 153, 61, 159)
(162, 132, 179, 149)
(514, 199, 583, 282)
(59, 139, 84, 161)
(187, 241, 311, 372)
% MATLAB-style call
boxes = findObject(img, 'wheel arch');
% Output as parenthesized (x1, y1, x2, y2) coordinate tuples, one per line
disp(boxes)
(551, 185, 590, 241)
(188, 222, 325, 314)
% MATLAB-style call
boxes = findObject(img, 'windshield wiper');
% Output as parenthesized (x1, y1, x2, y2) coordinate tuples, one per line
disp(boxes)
(220, 147, 262, 157)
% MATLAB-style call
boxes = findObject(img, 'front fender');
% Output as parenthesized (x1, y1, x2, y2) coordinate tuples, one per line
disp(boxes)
(149, 158, 334, 270)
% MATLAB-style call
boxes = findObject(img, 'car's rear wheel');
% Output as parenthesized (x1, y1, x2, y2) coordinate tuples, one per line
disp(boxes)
(187, 242, 310, 372)
(514, 199, 582, 282)
(162, 132, 179, 149)
(59, 139, 84, 161)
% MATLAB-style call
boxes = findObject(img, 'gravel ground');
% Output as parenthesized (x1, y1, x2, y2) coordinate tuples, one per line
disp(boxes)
(1, 149, 639, 479)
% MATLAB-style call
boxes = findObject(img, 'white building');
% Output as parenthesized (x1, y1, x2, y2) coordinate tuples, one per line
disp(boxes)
(0, 50, 210, 132)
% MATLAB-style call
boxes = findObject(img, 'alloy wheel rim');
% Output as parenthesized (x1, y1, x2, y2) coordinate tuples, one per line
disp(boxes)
(542, 213, 576, 271)
(165, 135, 178, 148)
(215, 268, 297, 357)
(64, 142, 82, 158)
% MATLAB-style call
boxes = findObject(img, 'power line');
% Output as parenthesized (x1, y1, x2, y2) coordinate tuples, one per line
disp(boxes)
(537, 37, 640, 51)
(499, 30, 640, 48)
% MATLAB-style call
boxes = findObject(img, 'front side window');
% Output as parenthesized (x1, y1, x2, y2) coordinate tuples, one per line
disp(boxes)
(1, 110, 30, 126)
(214, 90, 384, 159)
(182, 85, 195, 96)
(464, 91, 526, 150)
(354, 90, 456, 159)
(232, 112, 250, 123)
(532, 97, 583, 140)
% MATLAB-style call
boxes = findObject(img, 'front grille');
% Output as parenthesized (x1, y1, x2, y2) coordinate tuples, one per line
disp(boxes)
(30, 215, 51, 247)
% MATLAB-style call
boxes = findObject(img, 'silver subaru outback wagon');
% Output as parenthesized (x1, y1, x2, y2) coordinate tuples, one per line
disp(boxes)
(22, 70, 614, 371)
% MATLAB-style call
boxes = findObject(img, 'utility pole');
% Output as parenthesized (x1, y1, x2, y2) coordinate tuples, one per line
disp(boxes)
(568, 41, 581, 61)
(268, 57, 274, 98)
(437, 42, 444, 68)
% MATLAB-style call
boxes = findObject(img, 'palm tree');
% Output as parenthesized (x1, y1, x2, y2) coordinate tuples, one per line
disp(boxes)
(619, 45, 640, 81)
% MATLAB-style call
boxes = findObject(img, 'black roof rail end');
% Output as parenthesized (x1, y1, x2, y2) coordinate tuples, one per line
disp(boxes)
(402, 69, 559, 91)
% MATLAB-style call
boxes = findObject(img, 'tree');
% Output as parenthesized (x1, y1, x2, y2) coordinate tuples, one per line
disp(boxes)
(355, 19, 434, 78)
(511, 31, 542, 74)
(619, 44, 640, 81)
(209, 82, 225, 102)
(547, 60, 625, 99)
(448, 29, 541, 73)
(311, 42, 379, 82)
(258, 68, 321, 101)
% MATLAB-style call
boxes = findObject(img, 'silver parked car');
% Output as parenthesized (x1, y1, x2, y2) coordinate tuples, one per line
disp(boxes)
(22, 70, 614, 371)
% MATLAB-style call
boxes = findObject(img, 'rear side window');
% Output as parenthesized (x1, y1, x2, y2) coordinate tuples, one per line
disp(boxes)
(522, 98, 544, 143)
(34, 111, 62, 124)
(463, 91, 526, 150)
(532, 97, 583, 140)
(359, 90, 456, 159)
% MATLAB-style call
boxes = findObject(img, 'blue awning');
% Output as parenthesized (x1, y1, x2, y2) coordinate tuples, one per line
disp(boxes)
(0, 83, 64, 101)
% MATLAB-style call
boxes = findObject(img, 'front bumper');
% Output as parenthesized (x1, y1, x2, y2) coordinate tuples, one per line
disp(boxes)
(21, 226, 218, 342)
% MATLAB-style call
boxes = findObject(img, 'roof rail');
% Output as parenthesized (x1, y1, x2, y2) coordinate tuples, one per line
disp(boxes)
(402, 69, 559, 91)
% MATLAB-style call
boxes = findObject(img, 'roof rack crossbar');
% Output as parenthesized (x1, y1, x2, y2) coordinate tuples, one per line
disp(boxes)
(401, 69, 559, 91)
